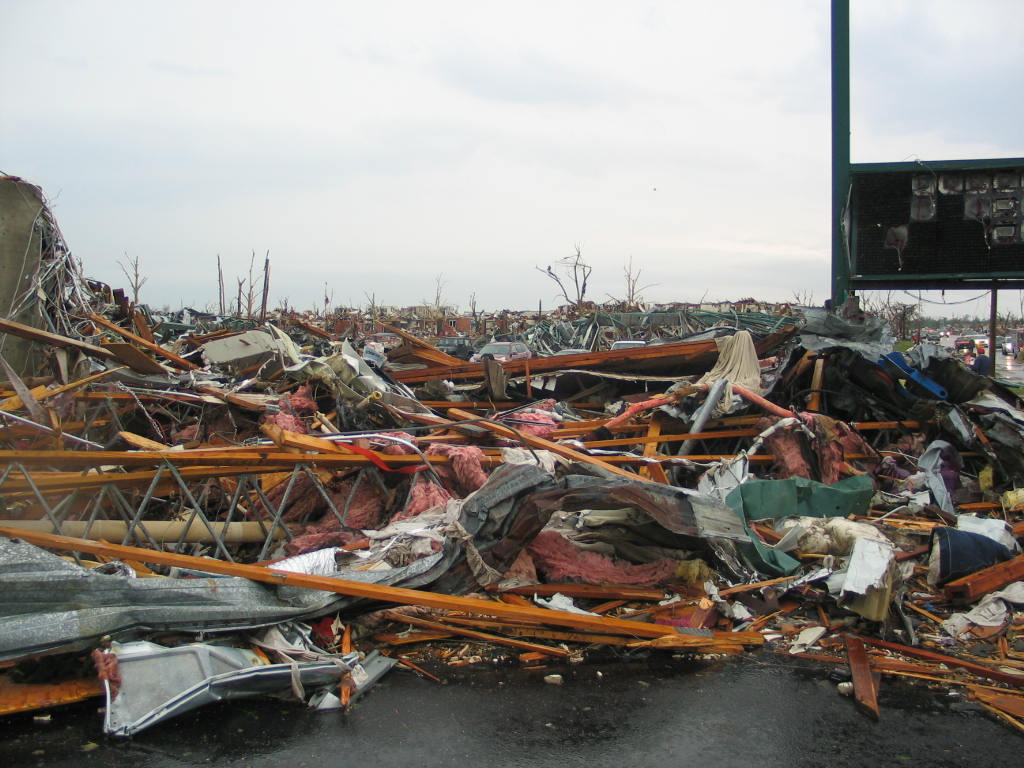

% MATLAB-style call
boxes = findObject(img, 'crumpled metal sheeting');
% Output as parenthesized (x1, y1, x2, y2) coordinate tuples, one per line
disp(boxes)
(425, 464, 560, 596)
(798, 306, 894, 359)
(0, 536, 460, 661)
(103, 638, 396, 737)
(0, 537, 341, 661)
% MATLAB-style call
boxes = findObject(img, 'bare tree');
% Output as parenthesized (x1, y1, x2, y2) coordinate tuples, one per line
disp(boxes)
(433, 274, 446, 310)
(118, 252, 148, 305)
(536, 244, 592, 315)
(606, 256, 655, 310)
(259, 252, 270, 323)
(364, 291, 379, 333)
(322, 281, 334, 320)
(216, 254, 226, 315)
(245, 251, 258, 318)
(235, 276, 245, 317)
(861, 291, 920, 339)
(791, 289, 816, 307)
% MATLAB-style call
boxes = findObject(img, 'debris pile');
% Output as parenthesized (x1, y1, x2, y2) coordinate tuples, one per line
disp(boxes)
(2, 177, 1024, 735)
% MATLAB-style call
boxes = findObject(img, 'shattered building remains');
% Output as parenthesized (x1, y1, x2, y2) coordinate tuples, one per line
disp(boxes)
(2, 176, 1024, 735)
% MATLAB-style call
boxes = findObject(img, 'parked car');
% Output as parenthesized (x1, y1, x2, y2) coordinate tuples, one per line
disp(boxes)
(953, 337, 974, 357)
(434, 336, 475, 360)
(470, 341, 532, 363)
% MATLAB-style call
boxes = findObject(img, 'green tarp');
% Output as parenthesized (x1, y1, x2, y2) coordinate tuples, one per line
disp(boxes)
(726, 475, 875, 577)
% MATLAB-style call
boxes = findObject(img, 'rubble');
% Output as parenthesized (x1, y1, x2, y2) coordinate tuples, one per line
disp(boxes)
(3, 177, 1024, 736)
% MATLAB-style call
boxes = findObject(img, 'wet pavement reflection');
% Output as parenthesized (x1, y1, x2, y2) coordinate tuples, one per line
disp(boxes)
(2, 653, 1020, 768)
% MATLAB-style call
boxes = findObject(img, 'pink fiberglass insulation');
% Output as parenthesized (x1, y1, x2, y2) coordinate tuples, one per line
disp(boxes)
(527, 529, 679, 587)
(762, 424, 814, 480)
(502, 548, 540, 585)
(760, 415, 877, 484)
(275, 473, 327, 523)
(261, 411, 308, 434)
(391, 476, 453, 522)
(283, 528, 364, 557)
(813, 415, 877, 484)
(325, 477, 389, 529)
(286, 384, 318, 415)
(171, 423, 201, 445)
(423, 443, 488, 496)
(502, 410, 558, 439)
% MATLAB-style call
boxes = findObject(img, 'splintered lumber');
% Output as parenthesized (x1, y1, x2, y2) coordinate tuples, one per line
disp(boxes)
(969, 686, 1024, 719)
(383, 611, 571, 657)
(944, 554, 1024, 604)
(381, 324, 464, 367)
(340, 623, 354, 707)
(0, 317, 118, 362)
(718, 576, 796, 597)
(117, 431, 172, 450)
(390, 654, 444, 684)
(388, 329, 797, 384)
(0, 384, 48, 413)
(374, 630, 452, 646)
(441, 616, 636, 646)
(845, 634, 880, 720)
(640, 412, 670, 483)
(87, 313, 199, 370)
(100, 342, 168, 374)
(855, 635, 1024, 687)
(196, 385, 276, 411)
(0, 674, 103, 716)
(2, 366, 129, 413)
(0, 527, 764, 646)
(807, 355, 825, 412)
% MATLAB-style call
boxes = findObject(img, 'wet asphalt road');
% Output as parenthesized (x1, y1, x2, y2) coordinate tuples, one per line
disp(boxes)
(2, 651, 1021, 768)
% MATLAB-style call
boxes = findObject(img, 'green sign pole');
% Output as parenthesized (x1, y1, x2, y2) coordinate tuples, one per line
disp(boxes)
(831, 0, 851, 307)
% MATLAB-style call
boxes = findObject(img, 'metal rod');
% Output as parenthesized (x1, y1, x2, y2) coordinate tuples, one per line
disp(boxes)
(0, 410, 104, 448)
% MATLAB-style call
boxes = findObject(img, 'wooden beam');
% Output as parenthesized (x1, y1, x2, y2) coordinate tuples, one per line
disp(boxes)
(87, 313, 198, 370)
(856, 634, 1024, 687)
(0, 526, 763, 645)
(639, 412, 668, 483)
(446, 407, 648, 483)
(583, 428, 760, 450)
(0, 317, 117, 361)
(384, 611, 571, 657)
(845, 634, 880, 720)
(944, 554, 1024, 604)
(807, 355, 826, 412)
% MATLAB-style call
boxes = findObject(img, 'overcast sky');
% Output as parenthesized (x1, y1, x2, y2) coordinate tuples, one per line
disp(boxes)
(3, 1, 1023, 316)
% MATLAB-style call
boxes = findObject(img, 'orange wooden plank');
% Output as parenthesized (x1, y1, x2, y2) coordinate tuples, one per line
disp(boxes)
(0, 526, 763, 645)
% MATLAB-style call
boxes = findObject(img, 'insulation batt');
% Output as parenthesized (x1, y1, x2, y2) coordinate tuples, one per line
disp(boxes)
(261, 412, 308, 434)
(527, 529, 679, 586)
(423, 444, 488, 496)
(503, 411, 559, 439)
(285, 384, 318, 414)
(392, 477, 453, 522)
(776, 516, 892, 555)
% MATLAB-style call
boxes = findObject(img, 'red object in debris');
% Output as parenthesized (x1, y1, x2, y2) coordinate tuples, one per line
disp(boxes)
(528, 530, 679, 587)
(91, 646, 121, 699)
